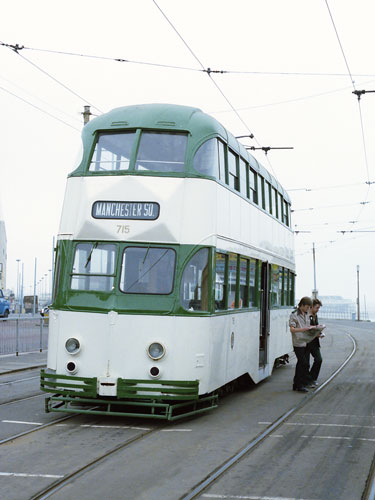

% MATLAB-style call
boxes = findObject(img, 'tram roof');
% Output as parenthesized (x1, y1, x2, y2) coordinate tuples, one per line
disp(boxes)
(73, 103, 290, 202)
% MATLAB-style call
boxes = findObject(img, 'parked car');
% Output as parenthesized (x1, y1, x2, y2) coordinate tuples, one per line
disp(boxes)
(0, 290, 10, 318)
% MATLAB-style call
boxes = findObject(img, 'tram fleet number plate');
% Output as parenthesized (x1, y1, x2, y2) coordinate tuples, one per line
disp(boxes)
(92, 201, 160, 220)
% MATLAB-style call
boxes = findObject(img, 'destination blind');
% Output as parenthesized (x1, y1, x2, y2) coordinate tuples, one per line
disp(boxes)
(92, 201, 160, 220)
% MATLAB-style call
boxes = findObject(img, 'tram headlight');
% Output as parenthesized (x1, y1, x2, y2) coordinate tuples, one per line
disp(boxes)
(65, 337, 81, 355)
(147, 342, 165, 360)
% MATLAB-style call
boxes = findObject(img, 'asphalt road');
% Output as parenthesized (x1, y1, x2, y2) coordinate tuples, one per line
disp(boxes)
(0, 319, 373, 500)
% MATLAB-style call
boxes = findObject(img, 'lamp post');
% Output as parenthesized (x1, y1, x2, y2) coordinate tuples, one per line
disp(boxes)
(356, 265, 360, 321)
(16, 259, 20, 314)
(312, 243, 318, 299)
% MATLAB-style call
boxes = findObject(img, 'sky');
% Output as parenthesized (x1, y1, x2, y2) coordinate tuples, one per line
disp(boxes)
(1, 0, 375, 313)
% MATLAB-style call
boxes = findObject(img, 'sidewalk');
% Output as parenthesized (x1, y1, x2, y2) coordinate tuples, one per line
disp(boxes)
(0, 350, 47, 375)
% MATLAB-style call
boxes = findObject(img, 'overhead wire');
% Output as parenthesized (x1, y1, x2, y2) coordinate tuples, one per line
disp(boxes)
(0, 42, 103, 115)
(2, 42, 375, 79)
(0, 73, 83, 125)
(0, 85, 81, 132)
(150, 0, 286, 179)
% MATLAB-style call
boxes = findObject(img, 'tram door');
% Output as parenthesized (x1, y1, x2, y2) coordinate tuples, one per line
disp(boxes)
(259, 262, 270, 367)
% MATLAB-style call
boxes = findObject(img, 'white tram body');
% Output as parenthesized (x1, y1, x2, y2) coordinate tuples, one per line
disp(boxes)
(42, 104, 295, 419)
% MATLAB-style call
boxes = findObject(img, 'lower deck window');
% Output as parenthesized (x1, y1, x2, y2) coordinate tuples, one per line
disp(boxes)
(180, 248, 209, 311)
(120, 247, 176, 294)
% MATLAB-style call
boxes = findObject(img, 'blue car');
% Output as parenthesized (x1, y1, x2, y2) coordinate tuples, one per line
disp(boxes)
(0, 290, 10, 318)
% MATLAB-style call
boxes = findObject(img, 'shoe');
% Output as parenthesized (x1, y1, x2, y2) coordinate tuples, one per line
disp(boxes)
(308, 381, 318, 388)
(293, 386, 309, 392)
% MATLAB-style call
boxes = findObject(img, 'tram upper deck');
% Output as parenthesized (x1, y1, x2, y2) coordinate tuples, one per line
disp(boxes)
(59, 104, 293, 266)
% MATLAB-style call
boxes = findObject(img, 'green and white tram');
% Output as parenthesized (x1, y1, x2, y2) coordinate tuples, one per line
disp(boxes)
(41, 103, 295, 420)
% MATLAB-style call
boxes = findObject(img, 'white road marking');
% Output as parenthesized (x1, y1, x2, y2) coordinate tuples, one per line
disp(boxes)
(80, 424, 151, 431)
(301, 435, 375, 442)
(202, 494, 314, 499)
(161, 428, 192, 432)
(0, 472, 63, 478)
(2, 420, 43, 425)
(286, 422, 375, 429)
(299, 413, 375, 418)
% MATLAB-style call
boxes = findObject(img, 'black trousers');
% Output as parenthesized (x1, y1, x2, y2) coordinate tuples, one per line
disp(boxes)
(306, 338, 322, 381)
(293, 346, 310, 388)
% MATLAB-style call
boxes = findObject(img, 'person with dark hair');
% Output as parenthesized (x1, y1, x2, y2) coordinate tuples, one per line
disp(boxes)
(289, 296, 321, 392)
(306, 298, 324, 386)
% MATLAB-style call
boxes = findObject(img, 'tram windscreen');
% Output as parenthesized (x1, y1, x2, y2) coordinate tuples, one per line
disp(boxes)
(120, 247, 176, 294)
(135, 132, 187, 172)
(71, 243, 117, 291)
(89, 132, 136, 171)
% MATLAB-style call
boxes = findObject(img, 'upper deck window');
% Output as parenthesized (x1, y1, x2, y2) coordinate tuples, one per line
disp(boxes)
(228, 150, 239, 191)
(120, 246, 176, 294)
(193, 138, 220, 178)
(89, 132, 135, 171)
(135, 132, 187, 172)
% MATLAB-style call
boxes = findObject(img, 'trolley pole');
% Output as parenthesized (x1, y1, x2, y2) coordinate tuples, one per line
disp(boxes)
(356, 265, 360, 321)
(82, 105, 92, 125)
(312, 242, 318, 299)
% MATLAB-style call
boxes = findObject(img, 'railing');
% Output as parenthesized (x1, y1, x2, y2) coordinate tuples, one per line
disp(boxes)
(0, 316, 48, 355)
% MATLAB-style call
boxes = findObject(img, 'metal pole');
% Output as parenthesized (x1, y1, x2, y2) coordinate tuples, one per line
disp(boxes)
(33, 258, 37, 315)
(40, 317, 43, 352)
(52, 236, 55, 298)
(16, 259, 20, 313)
(356, 265, 360, 321)
(21, 262, 24, 314)
(16, 318, 19, 356)
(312, 243, 318, 298)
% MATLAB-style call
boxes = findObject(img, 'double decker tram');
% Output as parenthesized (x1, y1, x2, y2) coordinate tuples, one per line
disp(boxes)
(41, 103, 295, 420)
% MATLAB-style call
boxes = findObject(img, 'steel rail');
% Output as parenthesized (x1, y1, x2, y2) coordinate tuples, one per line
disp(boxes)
(0, 412, 77, 445)
(30, 425, 161, 500)
(181, 333, 357, 500)
(0, 392, 45, 408)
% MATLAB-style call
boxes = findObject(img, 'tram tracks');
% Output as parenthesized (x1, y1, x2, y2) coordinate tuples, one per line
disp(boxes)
(181, 332, 357, 500)
(1, 332, 368, 500)
(29, 424, 162, 500)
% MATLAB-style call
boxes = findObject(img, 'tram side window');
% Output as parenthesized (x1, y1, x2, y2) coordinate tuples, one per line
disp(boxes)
(239, 159, 248, 197)
(288, 271, 295, 306)
(282, 268, 289, 306)
(52, 253, 61, 301)
(267, 182, 273, 215)
(278, 193, 284, 222)
(180, 248, 209, 311)
(218, 140, 226, 182)
(228, 253, 238, 308)
(270, 264, 282, 307)
(135, 132, 187, 172)
(264, 181, 271, 213)
(89, 132, 136, 171)
(120, 247, 176, 294)
(273, 188, 279, 219)
(249, 258, 257, 307)
(249, 168, 258, 204)
(193, 139, 220, 178)
(215, 253, 227, 310)
(71, 243, 116, 291)
(283, 201, 290, 226)
(239, 258, 248, 308)
(258, 175, 265, 209)
(228, 150, 239, 191)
